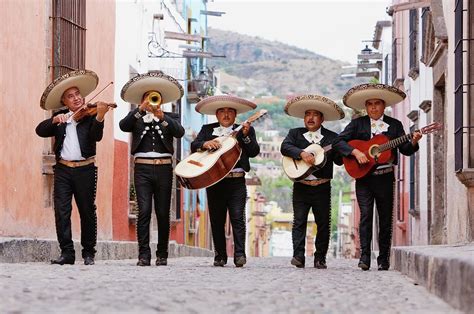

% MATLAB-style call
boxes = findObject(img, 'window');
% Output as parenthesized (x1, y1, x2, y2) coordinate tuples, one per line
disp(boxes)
(51, 0, 86, 78)
(408, 9, 419, 78)
(421, 7, 435, 65)
(454, 0, 473, 171)
(392, 37, 399, 85)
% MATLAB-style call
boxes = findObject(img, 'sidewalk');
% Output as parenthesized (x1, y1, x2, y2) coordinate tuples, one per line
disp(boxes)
(0, 237, 214, 263)
(391, 244, 474, 313)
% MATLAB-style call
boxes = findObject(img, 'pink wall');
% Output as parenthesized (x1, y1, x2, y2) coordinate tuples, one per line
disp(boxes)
(0, 0, 116, 240)
(0, 1, 55, 238)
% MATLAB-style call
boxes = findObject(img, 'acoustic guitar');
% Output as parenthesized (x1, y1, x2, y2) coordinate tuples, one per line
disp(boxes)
(175, 109, 268, 190)
(343, 122, 442, 179)
(282, 144, 332, 181)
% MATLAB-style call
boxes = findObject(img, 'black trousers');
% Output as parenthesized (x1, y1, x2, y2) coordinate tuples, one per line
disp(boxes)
(355, 172, 395, 266)
(206, 177, 247, 259)
(53, 163, 97, 259)
(134, 163, 173, 259)
(292, 182, 331, 261)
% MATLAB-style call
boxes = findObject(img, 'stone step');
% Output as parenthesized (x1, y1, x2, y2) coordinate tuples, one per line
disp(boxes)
(0, 237, 214, 263)
(391, 244, 474, 313)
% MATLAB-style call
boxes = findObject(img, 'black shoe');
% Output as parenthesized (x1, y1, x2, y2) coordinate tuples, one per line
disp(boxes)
(378, 264, 389, 271)
(155, 257, 167, 266)
(234, 256, 246, 268)
(358, 260, 370, 271)
(314, 259, 327, 269)
(136, 258, 151, 266)
(291, 256, 305, 268)
(51, 256, 75, 265)
(84, 256, 95, 265)
(213, 258, 226, 267)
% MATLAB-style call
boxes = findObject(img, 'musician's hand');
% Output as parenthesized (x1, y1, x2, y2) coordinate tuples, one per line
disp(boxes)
(52, 113, 69, 124)
(241, 122, 250, 136)
(300, 151, 315, 165)
(203, 139, 222, 151)
(95, 101, 109, 122)
(352, 149, 369, 164)
(152, 108, 164, 120)
(412, 131, 422, 145)
(139, 100, 152, 113)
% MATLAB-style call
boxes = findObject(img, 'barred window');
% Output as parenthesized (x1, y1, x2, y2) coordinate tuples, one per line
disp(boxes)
(51, 0, 86, 78)
(408, 9, 419, 78)
(454, 0, 474, 171)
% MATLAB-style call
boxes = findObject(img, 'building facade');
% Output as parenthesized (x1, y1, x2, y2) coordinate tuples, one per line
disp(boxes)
(0, 0, 116, 240)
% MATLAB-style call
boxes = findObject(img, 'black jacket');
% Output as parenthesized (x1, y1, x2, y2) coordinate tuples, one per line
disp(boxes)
(35, 109, 104, 161)
(333, 115, 419, 165)
(119, 108, 184, 155)
(280, 126, 342, 179)
(190, 122, 260, 172)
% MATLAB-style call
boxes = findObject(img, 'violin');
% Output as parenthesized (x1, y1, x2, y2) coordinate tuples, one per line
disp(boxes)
(70, 102, 117, 122)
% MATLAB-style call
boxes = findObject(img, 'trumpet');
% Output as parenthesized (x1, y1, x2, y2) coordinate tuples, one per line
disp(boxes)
(147, 91, 162, 108)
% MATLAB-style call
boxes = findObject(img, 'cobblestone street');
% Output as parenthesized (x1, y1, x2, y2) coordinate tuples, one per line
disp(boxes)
(0, 257, 458, 313)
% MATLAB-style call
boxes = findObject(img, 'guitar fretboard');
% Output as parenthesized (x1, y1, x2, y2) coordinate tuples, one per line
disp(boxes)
(378, 134, 412, 152)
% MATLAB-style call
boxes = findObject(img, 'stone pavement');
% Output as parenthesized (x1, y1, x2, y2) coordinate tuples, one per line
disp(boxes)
(0, 257, 459, 313)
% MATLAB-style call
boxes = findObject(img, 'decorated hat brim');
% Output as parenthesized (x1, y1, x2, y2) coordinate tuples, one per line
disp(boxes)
(195, 95, 257, 115)
(40, 70, 98, 110)
(284, 95, 345, 121)
(343, 83, 406, 110)
(121, 72, 184, 105)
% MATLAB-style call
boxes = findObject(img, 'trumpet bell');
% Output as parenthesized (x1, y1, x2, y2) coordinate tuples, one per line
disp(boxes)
(147, 91, 162, 107)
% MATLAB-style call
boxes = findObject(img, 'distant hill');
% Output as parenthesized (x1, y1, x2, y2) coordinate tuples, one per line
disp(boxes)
(207, 28, 368, 101)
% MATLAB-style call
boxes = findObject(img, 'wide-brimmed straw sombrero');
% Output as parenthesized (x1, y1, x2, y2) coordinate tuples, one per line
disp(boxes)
(284, 94, 345, 121)
(195, 95, 257, 115)
(343, 83, 406, 110)
(40, 69, 98, 110)
(121, 71, 183, 105)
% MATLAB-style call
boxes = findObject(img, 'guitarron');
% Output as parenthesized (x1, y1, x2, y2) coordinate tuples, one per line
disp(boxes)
(175, 109, 267, 189)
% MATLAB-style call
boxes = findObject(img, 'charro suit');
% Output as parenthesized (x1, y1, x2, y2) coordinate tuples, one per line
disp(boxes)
(191, 123, 260, 263)
(36, 110, 104, 260)
(281, 126, 341, 263)
(119, 108, 184, 261)
(333, 115, 418, 268)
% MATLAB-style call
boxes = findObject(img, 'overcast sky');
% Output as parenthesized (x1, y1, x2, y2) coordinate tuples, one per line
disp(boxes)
(207, 0, 391, 64)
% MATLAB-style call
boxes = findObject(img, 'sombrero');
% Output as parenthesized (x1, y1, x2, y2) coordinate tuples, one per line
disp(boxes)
(343, 83, 406, 110)
(284, 94, 345, 121)
(121, 71, 183, 105)
(40, 69, 98, 110)
(195, 95, 257, 115)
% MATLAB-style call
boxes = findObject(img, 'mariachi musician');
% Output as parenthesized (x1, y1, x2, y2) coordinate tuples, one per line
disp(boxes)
(119, 71, 184, 267)
(36, 69, 112, 266)
(280, 94, 344, 269)
(333, 83, 422, 271)
(190, 95, 260, 267)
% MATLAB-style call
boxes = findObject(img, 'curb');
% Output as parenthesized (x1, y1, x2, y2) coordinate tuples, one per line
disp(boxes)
(0, 237, 214, 263)
(391, 244, 474, 313)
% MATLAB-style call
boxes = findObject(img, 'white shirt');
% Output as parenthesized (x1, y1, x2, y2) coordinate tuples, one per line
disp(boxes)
(303, 128, 323, 144)
(302, 128, 323, 180)
(134, 152, 172, 158)
(370, 115, 389, 136)
(60, 118, 84, 161)
(212, 125, 234, 137)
